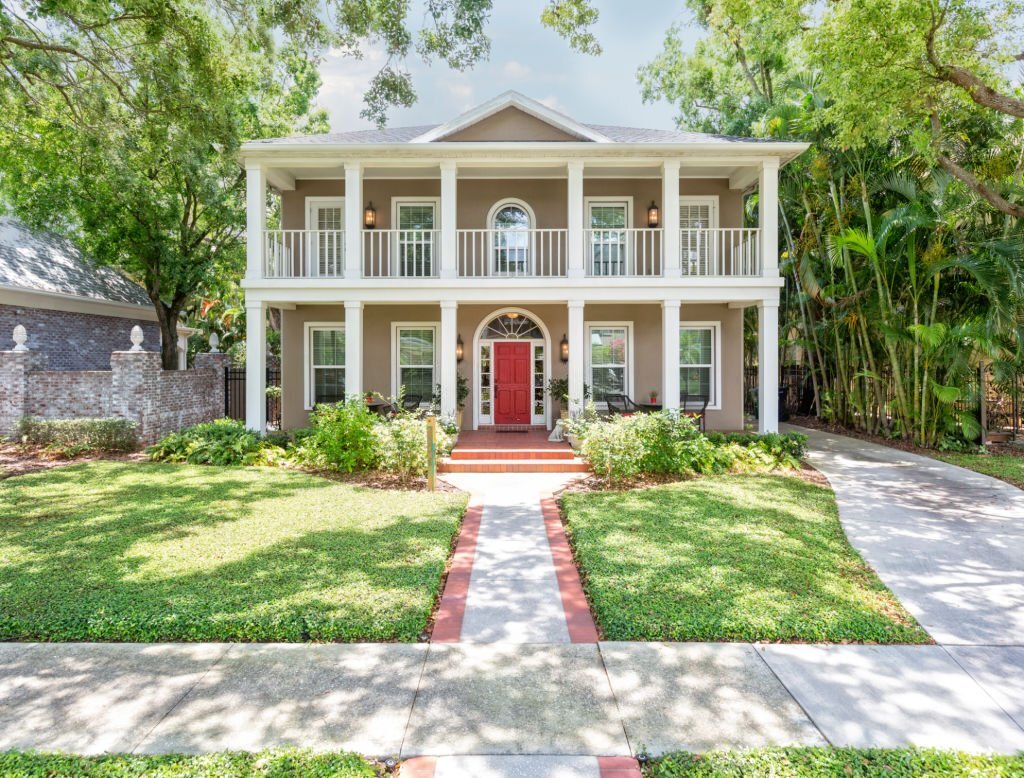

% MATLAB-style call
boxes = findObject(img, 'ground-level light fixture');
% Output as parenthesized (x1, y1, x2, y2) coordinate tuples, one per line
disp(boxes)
(364, 202, 376, 229)
(456, 334, 464, 363)
(560, 334, 569, 363)
(647, 200, 660, 228)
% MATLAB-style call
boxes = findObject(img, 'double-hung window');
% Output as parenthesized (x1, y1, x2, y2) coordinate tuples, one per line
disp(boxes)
(679, 325, 717, 407)
(394, 325, 437, 403)
(588, 324, 630, 403)
(395, 201, 437, 277)
(307, 324, 345, 408)
(587, 199, 630, 276)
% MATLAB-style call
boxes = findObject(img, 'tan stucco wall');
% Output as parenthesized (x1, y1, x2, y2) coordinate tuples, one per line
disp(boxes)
(441, 107, 582, 142)
(280, 177, 745, 231)
(280, 301, 744, 432)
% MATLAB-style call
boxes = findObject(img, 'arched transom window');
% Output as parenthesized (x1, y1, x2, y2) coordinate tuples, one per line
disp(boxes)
(490, 200, 533, 274)
(483, 312, 543, 340)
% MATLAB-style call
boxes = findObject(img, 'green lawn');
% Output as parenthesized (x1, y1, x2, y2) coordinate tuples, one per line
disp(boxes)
(932, 451, 1024, 490)
(562, 475, 929, 643)
(0, 750, 377, 777)
(0, 462, 467, 642)
(648, 748, 1024, 777)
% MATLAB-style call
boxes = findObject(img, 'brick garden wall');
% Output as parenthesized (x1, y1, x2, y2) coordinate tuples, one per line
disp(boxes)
(0, 304, 160, 370)
(0, 341, 229, 445)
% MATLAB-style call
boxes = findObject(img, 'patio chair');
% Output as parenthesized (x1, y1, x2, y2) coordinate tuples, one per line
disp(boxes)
(606, 393, 644, 415)
(401, 394, 423, 412)
(681, 387, 711, 432)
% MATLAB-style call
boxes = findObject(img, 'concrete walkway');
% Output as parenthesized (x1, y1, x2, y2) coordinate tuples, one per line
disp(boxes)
(792, 425, 1024, 645)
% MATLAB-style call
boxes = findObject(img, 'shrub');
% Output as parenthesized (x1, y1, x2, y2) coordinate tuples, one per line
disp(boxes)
(290, 398, 379, 472)
(147, 418, 271, 466)
(576, 412, 806, 484)
(17, 416, 137, 452)
(375, 413, 453, 477)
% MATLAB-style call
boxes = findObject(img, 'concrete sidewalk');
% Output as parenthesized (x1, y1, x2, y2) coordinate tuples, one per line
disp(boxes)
(2, 641, 1023, 759)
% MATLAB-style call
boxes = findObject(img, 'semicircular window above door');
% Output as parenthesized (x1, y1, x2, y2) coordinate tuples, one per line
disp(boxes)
(482, 313, 543, 340)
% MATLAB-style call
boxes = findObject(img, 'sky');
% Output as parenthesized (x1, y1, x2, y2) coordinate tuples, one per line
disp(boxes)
(316, 1, 700, 133)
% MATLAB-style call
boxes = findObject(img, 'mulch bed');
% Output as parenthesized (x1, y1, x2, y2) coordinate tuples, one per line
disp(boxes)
(0, 443, 145, 480)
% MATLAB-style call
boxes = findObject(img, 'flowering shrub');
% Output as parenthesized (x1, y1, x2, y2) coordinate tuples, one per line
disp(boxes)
(374, 414, 453, 477)
(571, 410, 806, 484)
(290, 398, 380, 472)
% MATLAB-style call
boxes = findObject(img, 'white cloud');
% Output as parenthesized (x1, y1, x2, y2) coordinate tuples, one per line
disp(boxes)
(502, 60, 532, 79)
(536, 95, 568, 113)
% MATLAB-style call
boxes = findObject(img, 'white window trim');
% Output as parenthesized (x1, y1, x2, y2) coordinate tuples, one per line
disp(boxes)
(680, 320, 722, 411)
(304, 197, 346, 231)
(390, 197, 441, 230)
(584, 321, 634, 409)
(583, 196, 634, 228)
(391, 321, 440, 406)
(679, 195, 720, 228)
(486, 197, 536, 276)
(304, 321, 346, 411)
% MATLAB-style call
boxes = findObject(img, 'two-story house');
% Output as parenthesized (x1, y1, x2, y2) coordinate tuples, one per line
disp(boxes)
(239, 92, 807, 434)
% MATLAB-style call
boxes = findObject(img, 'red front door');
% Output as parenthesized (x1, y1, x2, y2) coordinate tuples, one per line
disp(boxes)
(493, 342, 532, 425)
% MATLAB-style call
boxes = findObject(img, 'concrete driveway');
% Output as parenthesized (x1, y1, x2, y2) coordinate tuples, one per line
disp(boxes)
(793, 425, 1024, 646)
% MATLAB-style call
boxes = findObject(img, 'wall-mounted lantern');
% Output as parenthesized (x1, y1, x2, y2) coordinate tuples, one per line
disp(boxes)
(456, 334, 464, 363)
(364, 202, 377, 229)
(647, 200, 660, 228)
(560, 334, 569, 363)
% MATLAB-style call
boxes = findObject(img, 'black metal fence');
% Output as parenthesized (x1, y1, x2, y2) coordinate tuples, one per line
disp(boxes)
(224, 367, 281, 429)
(743, 365, 815, 420)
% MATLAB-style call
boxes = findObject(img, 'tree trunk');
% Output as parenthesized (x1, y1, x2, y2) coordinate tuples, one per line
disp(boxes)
(150, 297, 184, 370)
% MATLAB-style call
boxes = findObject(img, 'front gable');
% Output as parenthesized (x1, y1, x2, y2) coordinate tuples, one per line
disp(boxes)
(440, 107, 586, 143)
(412, 91, 610, 144)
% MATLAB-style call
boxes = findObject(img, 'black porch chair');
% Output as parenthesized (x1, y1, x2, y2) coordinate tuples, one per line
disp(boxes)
(681, 387, 711, 432)
(401, 394, 423, 412)
(605, 393, 643, 415)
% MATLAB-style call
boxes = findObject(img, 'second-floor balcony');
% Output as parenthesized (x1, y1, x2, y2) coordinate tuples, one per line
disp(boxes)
(262, 227, 763, 280)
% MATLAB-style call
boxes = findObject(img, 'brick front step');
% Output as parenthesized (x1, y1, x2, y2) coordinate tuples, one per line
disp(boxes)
(438, 457, 591, 473)
(450, 448, 576, 461)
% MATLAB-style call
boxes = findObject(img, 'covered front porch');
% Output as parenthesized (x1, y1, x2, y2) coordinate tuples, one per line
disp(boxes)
(244, 297, 780, 434)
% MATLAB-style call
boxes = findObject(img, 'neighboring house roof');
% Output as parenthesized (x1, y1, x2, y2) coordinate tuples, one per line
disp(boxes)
(0, 217, 151, 308)
(243, 91, 804, 154)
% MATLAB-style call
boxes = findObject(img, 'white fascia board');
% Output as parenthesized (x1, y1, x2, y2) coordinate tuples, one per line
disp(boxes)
(0, 284, 157, 320)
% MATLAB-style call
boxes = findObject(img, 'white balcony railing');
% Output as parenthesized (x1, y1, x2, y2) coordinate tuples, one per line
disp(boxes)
(457, 229, 568, 278)
(363, 229, 441, 278)
(680, 228, 761, 277)
(585, 228, 663, 277)
(264, 230, 345, 278)
(260, 227, 765, 280)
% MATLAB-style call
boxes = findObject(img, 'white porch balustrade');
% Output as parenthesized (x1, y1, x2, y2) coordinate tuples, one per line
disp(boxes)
(264, 230, 346, 278)
(680, 227, 762, 277)
(457, 228, 568, 278)
(362, 229, 442, 278)
(584, 228, 663, 277)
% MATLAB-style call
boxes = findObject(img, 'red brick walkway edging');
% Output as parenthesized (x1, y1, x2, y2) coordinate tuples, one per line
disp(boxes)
(541, 495, 600, 643)
(598, 756, 644, 776)
(431, 501, 483, 642)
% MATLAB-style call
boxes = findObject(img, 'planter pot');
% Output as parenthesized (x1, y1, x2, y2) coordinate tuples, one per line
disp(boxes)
(455, 408, 464, 429)
(565, 433, 580, 450)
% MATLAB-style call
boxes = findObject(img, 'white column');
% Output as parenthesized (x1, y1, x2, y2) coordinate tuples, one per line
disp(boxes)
(344, 301, 363, 398)
(567, 161, 585, 278)
(440, 161, 458, 279)
(245, 165, 267, 281)
(245, 301, 267, 432)
(758, 301, 779, 433)
(662, 299, 681, 410)
(759, 157, 780, 277)
(567, 300, 586, 415)
(344, 162, 363, 278)
(439, 301, 458, 417)
(662, 160, 680, 276)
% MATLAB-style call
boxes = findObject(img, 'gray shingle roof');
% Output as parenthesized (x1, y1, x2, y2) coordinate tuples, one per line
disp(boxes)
(0, 217, 150, 307)
(245, 123, 774, 147)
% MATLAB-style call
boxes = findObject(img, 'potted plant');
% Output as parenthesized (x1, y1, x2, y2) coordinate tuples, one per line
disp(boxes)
(546, 377, 570, 419)
(649, 390, 659, 404)
(456, 372, 470, 430)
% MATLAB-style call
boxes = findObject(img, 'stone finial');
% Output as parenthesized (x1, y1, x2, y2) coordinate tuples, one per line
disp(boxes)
(209, 331, 220, 353)
(12, 324, 28, 352)
(129, 325, 145, 352)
